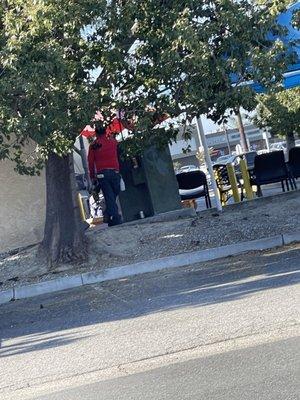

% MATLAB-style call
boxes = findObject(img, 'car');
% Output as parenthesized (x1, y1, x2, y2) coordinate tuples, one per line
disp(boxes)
(214, 154, 239, 166)
(178, 165, 199, 173)
(295, 139, 300, 147)
(270, 142, 287, 152)
(257, 149, 269, 155)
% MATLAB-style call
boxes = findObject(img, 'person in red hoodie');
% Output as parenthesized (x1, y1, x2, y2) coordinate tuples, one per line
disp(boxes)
(88, 125, 122, 226)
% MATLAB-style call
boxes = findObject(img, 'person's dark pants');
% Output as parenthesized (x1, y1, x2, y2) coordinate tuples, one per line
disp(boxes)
(97, 169, 122, 226)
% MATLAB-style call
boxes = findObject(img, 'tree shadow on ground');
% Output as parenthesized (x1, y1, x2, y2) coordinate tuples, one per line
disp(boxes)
(0, 246, 299, 357)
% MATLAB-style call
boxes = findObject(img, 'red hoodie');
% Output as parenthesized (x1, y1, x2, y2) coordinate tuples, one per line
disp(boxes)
(88, 134, 119, 179)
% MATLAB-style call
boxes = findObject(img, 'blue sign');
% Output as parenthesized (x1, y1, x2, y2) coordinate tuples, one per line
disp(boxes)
(233, 2, 300, 92)
(277, 2, 300, 89)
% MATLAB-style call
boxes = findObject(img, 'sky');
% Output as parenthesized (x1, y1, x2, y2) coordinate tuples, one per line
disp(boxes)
(201, 116, 221, 134)
(201, 110, 255, 134)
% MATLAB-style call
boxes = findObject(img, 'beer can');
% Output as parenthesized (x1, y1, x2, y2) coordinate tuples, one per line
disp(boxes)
(139, 211, 145, 219)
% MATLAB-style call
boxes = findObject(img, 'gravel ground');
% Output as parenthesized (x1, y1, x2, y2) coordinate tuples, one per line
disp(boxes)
(1, 189, 300, 290)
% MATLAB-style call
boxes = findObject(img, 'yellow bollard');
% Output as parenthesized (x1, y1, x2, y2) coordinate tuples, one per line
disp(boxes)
(239, 159, 254, 200)
(226, 163, 240, 203)
(77, 193, 87, 221)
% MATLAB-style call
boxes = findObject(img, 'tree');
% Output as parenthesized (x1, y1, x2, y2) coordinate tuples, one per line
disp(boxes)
(0, 0, 133, 265)
(0, 0, 293, 265)
(121, 0, 292, 151)
(0, 0, 178, 265)
(255, 88, 300, 150)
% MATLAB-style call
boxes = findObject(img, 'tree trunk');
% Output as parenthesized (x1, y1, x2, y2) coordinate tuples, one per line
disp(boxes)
(40, 152, 88, 267)
(286, 131, 295, 153)
(236, 109, 249, 153)
(223, 124, 231, 154)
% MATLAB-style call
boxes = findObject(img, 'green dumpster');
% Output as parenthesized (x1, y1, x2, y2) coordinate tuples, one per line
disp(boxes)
(119, 145, 181, 222)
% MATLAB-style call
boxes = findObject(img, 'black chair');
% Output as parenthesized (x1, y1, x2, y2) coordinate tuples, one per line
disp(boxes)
(176, 170, 211, 209)
(213, 164, 244, 205)
(251, 151, 292, 196)
(288, 147, 300, 183)
(243, 151, 257, 170)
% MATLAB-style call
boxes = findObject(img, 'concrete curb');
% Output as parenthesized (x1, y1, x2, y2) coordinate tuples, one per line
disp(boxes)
(1, 232, 298, 306)
(0, 288, 14, 305)
(282, 231, 300, 246)
(82, 235, 283, 286)
(14, 274, 83, 300)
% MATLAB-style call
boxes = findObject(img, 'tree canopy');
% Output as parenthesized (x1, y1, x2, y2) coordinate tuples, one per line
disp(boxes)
(0, 0, 296, 265)
(0, 0, 294, 173)
(255, 87, 300, 145)
(0, 1, 107, 174)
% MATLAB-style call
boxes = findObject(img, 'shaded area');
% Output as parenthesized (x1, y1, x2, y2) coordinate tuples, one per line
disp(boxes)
(0, 245, 299, 358)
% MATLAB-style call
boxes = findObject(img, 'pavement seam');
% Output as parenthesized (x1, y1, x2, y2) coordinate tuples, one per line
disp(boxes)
(0, 233, 299, 305)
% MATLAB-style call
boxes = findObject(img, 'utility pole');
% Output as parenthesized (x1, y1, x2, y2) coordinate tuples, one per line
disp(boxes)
(195, 117, 222, 212)
(236, 109, 249, 153)
(223, 123, 231, 154)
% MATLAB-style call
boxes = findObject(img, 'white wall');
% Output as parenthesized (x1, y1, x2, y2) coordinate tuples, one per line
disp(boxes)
(0, 157, 46, 253)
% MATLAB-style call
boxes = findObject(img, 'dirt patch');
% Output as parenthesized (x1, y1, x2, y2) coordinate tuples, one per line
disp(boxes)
(1, 190, 300, 290)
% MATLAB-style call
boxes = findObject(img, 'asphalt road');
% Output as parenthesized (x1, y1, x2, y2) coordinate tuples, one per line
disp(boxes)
(0, 244, 299, 400)
(35, 338, 300, 400)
